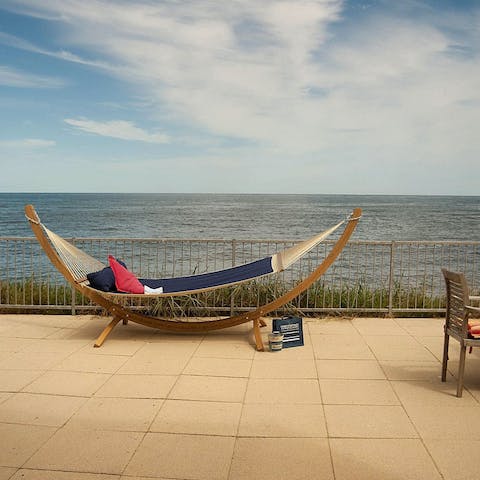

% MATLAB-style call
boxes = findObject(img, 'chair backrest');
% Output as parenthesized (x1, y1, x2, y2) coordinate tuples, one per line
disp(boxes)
(442, 268, 470, 337)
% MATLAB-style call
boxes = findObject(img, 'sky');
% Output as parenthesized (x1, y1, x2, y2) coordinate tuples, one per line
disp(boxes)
(0, 0, 479, 194)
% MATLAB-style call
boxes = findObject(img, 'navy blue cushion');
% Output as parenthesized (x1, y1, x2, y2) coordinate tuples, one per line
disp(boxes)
(140, 257, 273, 294)
(87, 260, 126, 292)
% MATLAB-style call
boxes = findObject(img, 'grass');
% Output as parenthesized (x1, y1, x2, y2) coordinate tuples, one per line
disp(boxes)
(0, 279, 77, 307)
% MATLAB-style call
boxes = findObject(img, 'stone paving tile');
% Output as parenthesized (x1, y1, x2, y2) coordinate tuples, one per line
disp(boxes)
(330, 438, 442, 480)
(202, 331, 252, 343)
(148, 331, 205, 343)
(245, 378, 322, 404)
(46, 328, 88, 340)
(7, 314, 93, 330)
(352, 317, 410, 336)
(0, 369, 43, 392)
(419, 336, 449, 361)
(184, 356, 252, 377)
(0, 467, 17, 480)
(229, 438, 333, 480)
(363, 335, 438, 362)
(151, 399, 242, 436)
(21, 339, 90, 354)
(10, 470, 120, 480)
(0, 351, 11, 363)
(320, 379, 399, 405)
(117, 350, 191, 375)
(0, 422, 56, 467)
(77, 340, 144, 356)
(0, 337, 38, 352)
(0, 351, 69, 371)
(67, 397, 162, 432)
(391, 379, 478, 408)
(169, 375, 248, 402)
(424, 439, 480, 480)
(238, 403, 327, 437)
(52, 352, 129, 374)
(316, 359, 386, 379)
(2, 314, 479, 480)
(311, 334, 375, 360)
(395, 317, 444, 337)
(25, 426, 143, 475)
(250, 358, 317, 378)
(324, 405, 418, 438)
(465, 382, 480, 402)
(94, 374, 177, 399)
(0, 323, 61, 339)
(0, 392, 12, 404)
(194, 341, 256, 359)
(0, 392, 87, 427)
(405, 405, 480, 440)
(136, 340, 199, 355)
(306, 317, 358, 335)
(117, 341, 194, 375)
(380, 360, 445, 382)
(0, 317, 21, 329)
(447, 358, 480, 386)
(124, 433, 235, 479)
(119, 476, 164, 480)
(23, 371, 110, 397)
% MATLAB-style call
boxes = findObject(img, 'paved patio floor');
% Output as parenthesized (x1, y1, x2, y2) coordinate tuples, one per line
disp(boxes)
(1, 314, 480, 480)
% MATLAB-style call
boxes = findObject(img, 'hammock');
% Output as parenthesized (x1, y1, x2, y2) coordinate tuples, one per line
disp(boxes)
(35, 218, 346, 296)
(25, 204, 361, 349)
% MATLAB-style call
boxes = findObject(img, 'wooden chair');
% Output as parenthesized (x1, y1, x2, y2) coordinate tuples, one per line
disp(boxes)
(441, 268, 480, 397)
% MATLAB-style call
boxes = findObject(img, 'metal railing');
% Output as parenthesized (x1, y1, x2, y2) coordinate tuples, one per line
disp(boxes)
(0, 237, 479, 315)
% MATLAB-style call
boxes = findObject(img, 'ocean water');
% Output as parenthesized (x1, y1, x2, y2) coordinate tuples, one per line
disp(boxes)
(1, 193, 479, 241)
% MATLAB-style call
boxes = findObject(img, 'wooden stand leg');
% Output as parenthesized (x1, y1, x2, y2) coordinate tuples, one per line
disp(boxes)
(94, 317, 121, 348)
(253, 318, 264, 351)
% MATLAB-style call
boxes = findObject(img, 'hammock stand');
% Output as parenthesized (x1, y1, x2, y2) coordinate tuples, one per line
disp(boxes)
(25, 204, 362, 350)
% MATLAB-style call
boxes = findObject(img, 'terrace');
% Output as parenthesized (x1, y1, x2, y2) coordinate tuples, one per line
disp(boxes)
(1, 313, 479, 479)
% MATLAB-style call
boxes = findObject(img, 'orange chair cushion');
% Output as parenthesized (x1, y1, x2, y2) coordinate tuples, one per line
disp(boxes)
(468, 320, 480, 338)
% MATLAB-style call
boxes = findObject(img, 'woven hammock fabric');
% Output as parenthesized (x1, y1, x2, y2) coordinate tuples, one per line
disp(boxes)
(43, 226, 106, 282)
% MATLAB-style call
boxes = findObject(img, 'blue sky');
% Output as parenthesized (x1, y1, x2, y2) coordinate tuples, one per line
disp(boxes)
(0, 0, 479, 194)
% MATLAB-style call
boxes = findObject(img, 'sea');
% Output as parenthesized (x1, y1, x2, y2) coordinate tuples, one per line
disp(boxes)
(1, 193, 479, 242)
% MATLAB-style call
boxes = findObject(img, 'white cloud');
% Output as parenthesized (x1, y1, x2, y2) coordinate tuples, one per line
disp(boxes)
(0, 31, 111, 71)
(24, 2, 475, 151)
(3, 0, 480, 191)
(0, 65, 65, 88)
(0, 138, 56, 147)
(64, 118, 169, 143)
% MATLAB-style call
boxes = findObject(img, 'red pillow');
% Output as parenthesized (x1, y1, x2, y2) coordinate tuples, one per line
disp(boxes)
(108, 255, 144, 294)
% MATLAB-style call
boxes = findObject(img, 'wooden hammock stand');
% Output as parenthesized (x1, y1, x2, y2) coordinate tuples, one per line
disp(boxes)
(25, 204, 361, 350)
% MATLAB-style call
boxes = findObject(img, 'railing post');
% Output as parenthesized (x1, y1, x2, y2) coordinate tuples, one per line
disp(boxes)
(230, 239, 236, 316)
(71, 285, 76, 315)
(387, 241, 395, 317)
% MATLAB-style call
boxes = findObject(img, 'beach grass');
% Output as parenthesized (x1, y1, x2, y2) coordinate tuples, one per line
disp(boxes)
(0, 278, 448, 316)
